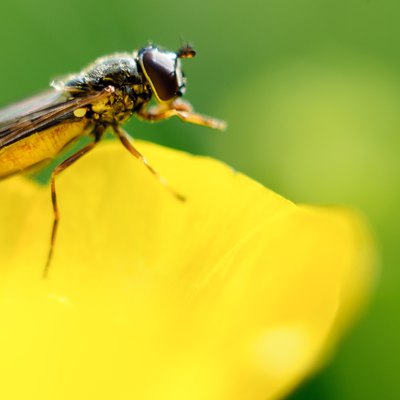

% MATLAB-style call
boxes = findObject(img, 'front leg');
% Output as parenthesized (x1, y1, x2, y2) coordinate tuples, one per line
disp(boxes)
(137, 100, 227, 131)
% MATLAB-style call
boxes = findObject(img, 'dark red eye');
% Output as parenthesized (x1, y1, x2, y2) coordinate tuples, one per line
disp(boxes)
(140, 49, 179, 102)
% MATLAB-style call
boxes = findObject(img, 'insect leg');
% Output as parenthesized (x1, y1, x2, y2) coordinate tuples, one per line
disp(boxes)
(174, 110, 227, 131)
(43, 131, 102, 278)
(113, 126, 185, 201)
(137, 101, 227, 131)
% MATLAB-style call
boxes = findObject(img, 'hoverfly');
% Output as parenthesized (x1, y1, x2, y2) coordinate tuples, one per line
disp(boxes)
(0, 44, 226, 276)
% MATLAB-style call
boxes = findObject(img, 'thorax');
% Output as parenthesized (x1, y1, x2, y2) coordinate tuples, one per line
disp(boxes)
(62, 53, 152, 125)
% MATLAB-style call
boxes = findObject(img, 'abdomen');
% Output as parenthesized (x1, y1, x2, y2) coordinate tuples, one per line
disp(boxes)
(0, 118, 92, 178)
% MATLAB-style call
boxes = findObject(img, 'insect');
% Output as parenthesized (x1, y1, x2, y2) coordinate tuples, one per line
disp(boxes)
(0, 44, 226, 276)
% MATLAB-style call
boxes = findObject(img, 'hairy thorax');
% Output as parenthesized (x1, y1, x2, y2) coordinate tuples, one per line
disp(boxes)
(64, 53, 153, 126)
(89, 88, 135, 125)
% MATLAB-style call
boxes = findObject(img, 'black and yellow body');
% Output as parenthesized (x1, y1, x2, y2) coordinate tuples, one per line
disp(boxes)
(0, 52, 152, 177)
(0, 44, 226, 276)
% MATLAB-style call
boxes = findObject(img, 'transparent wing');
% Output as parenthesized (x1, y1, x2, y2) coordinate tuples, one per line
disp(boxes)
(0, 90, 67, 126)
(0, 87, 112, 149)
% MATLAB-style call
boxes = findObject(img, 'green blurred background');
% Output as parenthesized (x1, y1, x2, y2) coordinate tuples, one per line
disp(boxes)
(0, 0, 398, 398)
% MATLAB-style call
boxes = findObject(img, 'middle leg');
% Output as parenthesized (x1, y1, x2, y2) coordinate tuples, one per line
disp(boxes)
(113, 126, 185, 201)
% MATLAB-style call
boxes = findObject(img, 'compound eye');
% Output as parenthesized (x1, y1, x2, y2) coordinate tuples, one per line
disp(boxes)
(141, 50, 179, 102)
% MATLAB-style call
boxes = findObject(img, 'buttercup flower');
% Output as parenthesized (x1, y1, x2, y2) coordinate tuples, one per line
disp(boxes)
(0, 141, 376, 400)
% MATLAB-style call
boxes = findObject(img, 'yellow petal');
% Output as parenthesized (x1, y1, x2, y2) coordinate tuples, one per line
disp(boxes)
(0, 141, 376, 400)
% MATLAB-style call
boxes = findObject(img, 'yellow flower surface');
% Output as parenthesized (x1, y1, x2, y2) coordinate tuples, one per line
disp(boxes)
(0, 141, 376, 400)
